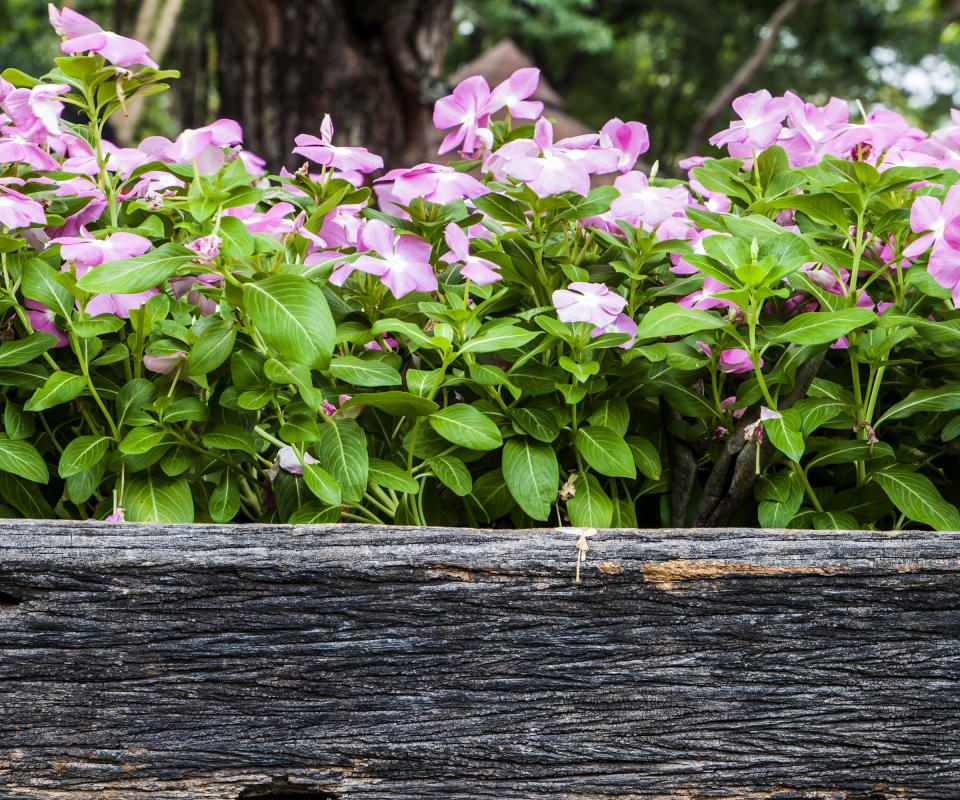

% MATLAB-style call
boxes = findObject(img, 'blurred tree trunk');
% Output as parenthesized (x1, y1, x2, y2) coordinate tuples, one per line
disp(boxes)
(212, 0, 453, 173)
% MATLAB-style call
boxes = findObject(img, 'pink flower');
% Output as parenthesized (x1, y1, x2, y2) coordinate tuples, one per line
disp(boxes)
(0, 187, 46, 229)
(121, 170, 183, 200)
(487, 67, 543, 120)
(610, 171, 691, 229)
(239, 150, 266, 176)
(140, 119, 243, 174)
(226, 202, 296, 237)
(25, 299, 68, 347)
(903, 186, 960, 258)
(552, 282, 626, 328)
(364, 337, 398, 352)
(273, 445, 319, 477)
(719, 348, 759, 374)
(45, 177, 108, 237)
(292, 118, 384, 174)
(170, 273, 222, 317)
(721, 396, 747, 418)
(708, 90, 789, 156)
(433, 75, 494, 156)
(928, 218, 960, 307)
(187, 234, 222, 264)
(48, 229, 151, 272)
(143, 351, 186, 374)
(86, 289, 158, 319)
(778, 92, 849, 166)
(829, 108, 911, 160)
(443, 222, 500, 285)
(53, 6, 159, 69)
(336, 219, 436, 299)
(376, 163, 488, 206)
(697, 342, 758, 373)
(2, 84, 70, 140)
(502, 118, 595, 197)
(590, 312, 637, 348)
(0, 130, 60, 170)
(599, 118, 649, 173)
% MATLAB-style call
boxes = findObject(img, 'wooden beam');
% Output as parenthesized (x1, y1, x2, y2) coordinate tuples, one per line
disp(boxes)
(2, 521, 959, 798)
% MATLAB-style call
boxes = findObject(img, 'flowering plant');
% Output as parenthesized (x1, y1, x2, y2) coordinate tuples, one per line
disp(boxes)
(2, 9, 960, 531)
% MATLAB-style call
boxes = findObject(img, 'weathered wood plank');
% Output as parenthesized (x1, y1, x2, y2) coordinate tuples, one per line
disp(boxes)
(1, 520, 959, 799)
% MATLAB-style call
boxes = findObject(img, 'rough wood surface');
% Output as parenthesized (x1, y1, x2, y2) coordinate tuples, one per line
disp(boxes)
(1, 521, 959, 799)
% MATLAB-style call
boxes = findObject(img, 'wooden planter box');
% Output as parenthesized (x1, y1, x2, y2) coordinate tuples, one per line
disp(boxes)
(1, 521, 958, 799)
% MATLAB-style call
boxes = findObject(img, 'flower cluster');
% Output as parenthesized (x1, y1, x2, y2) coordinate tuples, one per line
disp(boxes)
(0, 7, 959, 534)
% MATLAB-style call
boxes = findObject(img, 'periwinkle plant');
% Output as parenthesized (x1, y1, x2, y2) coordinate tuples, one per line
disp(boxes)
(1, 6, 960, 531)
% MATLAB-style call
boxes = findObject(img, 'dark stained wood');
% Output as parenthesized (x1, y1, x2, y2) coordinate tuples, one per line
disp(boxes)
(1, 521, 959, 798)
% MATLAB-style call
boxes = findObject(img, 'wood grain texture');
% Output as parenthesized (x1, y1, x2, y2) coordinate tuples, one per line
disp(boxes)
(1, 521, 959, 799)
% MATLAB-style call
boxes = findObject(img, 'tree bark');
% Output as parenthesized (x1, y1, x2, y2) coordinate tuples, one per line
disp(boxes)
(2, 521, 960, 798)
(212, 0, 453, 173)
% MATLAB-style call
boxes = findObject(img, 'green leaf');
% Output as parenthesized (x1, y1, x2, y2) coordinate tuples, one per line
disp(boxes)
(25, 371, 86, 411)
(509, 406, 560, 442)
(0, 434, 48, 483)
(587, 398, 629, 437)
(200, 424, 257, 456)
(70, 313, 124, 338)
(65, 462, 104, 505)
(329, 356, 402, 387)
(287, 502, 341, 524)
(626, 435, 662, 480)
(264, 357, 313, 388)
(124, 472, 194, 523)
(429, 404, 503, 451)
(406, 368, 444, 398)
(469, 468, 515, 522)
(3, 400, 34, 441)
(810, 511, 859, 530)
(303, 462, 342, 506)
(316, 418, 369, 502)
(243, 275, 335, 369)
(566, 472, 613, 528)
(187, 319, 236, 376)
(610, 496, 638, 528)
(502, 438, 557, 521)
(767, 308, 876, 348)
(368, 458, 418, 494)
(76, 242, 196, 294)
(218, 214, 255, 259)
(429, 454, 473, 497)
(209, 471, 241, 523)
(634, 303, 730, 340)
(279, 415, 320, 443)
(339, 391, 438, 417)
(0, 472, 53, 518)
(768, 193, 848, 229)
(0, 332, 59, 368)
(872, 466, 960, 531)
(59, 435, 111, 478)
(22, 258, 75, 319)
(575, 426, 636, 479)
(558, 355, 599, 383)
(371, 318, 441, 351)
(876, 385, 960, 427)
(761, 408, 805, 462)
(116, 378, 156, 427)
(472, 192, 528, 226)
(163, 397, 209, 424)
(119, 426, 167, 455)
(459, 325, 540, 354)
